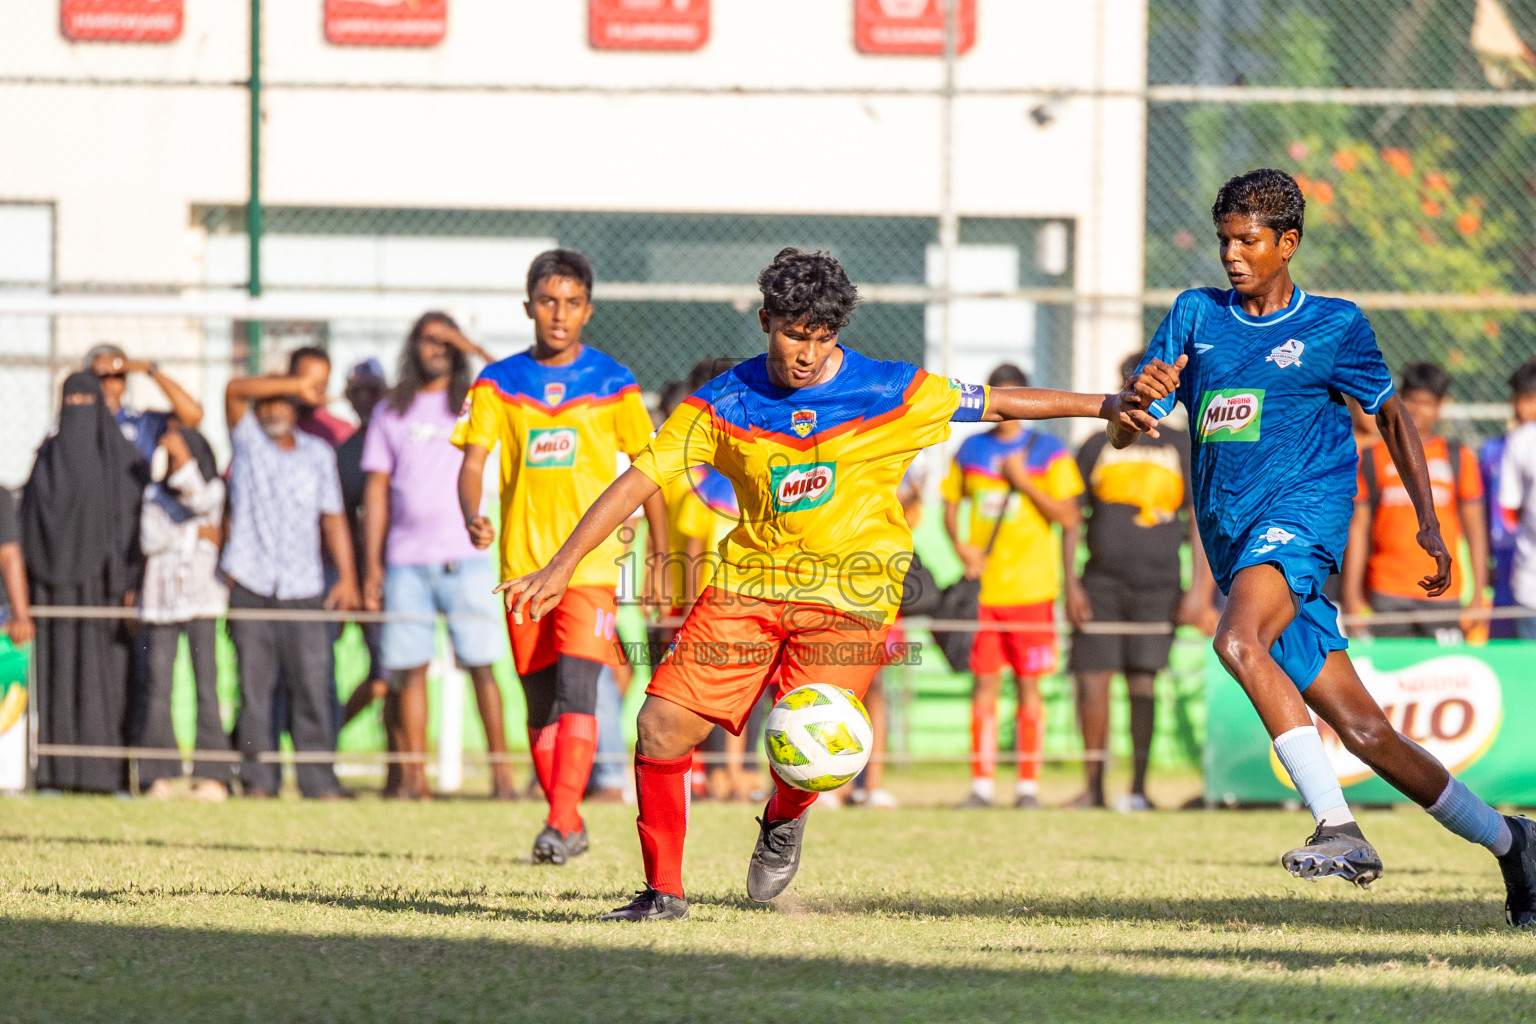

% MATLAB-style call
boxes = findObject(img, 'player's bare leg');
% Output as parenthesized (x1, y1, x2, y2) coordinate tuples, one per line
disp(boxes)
(393, 667, 432, 801)
(1124, 670, 1157, 809)
(466, 664, 516, 800)
(960, 671, 1003, 807)
(602, 694, 714, 922)
(1304, 652, 1533, 925)
(1213, 565, 1382, 886)
(1071, 670, 1113, 808)
(1014, 673, 1043, 808)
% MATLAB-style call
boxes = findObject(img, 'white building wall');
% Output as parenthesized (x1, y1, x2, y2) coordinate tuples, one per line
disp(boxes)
(0, 0, 1150, 481)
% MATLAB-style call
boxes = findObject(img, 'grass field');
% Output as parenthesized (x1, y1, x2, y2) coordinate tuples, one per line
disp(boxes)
(2, 773, 1532, 1023)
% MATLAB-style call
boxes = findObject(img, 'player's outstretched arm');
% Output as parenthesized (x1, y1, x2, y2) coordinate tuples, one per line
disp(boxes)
(983, 356, 1185, 445)
(495, 467, 662, 624)
(1375, 394, 1453, 597)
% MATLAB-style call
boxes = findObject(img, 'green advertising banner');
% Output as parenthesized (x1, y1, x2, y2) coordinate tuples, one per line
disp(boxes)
(1205, 640, 1536, 806)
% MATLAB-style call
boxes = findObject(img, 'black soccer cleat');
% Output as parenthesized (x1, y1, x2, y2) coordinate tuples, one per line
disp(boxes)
(531, 824, 587, 865)
(564, 826, 590, 859)
(1281, 823, 1384, 888)
(1497, 815, 1536, 929)
(600, 887, 690, 922)
(746, 812, 809, 903)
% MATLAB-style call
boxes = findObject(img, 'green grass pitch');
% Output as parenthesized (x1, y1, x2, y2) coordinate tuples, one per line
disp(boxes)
(1, 779, 1531, 1023)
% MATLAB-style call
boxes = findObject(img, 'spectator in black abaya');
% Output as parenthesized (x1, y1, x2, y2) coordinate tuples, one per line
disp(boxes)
(22, 371, 148, 793)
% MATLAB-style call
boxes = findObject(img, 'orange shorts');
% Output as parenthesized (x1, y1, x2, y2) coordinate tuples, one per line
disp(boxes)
(971, 601, 1056, 677)
(646, 587, 890, 734)
(507, 585, 621, 676)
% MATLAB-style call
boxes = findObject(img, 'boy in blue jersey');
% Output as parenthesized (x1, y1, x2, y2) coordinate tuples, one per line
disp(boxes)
(1131, 169, 1534, 927)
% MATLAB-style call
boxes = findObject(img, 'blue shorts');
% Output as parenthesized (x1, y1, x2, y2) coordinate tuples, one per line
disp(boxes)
(381, 559, 505, 672)
(1219, 520, 1349, 692)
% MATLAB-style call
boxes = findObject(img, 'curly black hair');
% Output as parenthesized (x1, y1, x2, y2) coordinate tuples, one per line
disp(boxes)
(757, 247, 860, 332)
(389, 311, 473, 416)
(1211, 168, 1305, 241)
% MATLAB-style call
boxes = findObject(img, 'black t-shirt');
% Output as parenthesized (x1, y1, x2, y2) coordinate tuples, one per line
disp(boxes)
(1076, 427, 1192, 588)
(335, 429, 368, 571)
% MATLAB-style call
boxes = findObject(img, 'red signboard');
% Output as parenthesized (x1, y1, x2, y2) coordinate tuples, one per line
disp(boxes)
(325, 0, 447, 47)
(61, 0, 182, 42)
(855, 0, 976, 56)
(590, 0, 709, 52)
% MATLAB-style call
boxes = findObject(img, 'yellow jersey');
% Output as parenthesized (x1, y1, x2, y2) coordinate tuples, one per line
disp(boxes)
(452, 346, 653, 587)
(942, 427, 1084, 606)
(632, 348, 988, 624)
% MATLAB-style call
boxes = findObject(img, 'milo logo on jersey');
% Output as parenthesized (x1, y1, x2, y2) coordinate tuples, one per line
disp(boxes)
(526, 427, 579, 467)
(1197, 389, 1264, 442)
(770, 462, 836, 512)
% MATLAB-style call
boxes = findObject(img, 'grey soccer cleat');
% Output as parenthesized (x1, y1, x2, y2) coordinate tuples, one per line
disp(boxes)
(532, 824, 587, 865)
(1498, 815, 1536, 929)
(746, 813, 809, 903)
(1281, 823, 1384, 888)
(600, 888, 690, 922)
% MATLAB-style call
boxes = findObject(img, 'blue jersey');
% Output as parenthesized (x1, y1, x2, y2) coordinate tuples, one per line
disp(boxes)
(1140, 286, 1393, 593)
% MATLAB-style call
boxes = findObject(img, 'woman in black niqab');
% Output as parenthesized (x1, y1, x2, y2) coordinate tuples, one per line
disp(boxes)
(22, 371, 148, 792)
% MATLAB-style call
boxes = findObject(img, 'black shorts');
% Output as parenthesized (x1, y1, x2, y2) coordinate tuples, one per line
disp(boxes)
(1067, 575, 1180, 675)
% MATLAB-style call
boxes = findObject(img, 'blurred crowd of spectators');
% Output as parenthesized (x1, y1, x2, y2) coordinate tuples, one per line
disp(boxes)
(2, 325, 1534, 804)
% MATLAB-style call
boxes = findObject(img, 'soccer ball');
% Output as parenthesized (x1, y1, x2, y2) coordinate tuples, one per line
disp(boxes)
(763, 684, 874, 792)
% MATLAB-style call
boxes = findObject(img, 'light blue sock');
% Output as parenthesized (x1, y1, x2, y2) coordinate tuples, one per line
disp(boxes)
(1428, 777, 1512, 855)
(1272, 726, 1354, 827)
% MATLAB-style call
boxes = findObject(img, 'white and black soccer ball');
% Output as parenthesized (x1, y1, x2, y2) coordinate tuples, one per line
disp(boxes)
(763, 684, 874, 792)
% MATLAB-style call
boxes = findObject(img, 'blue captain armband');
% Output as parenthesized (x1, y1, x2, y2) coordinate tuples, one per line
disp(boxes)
(950, 380, 987, 422)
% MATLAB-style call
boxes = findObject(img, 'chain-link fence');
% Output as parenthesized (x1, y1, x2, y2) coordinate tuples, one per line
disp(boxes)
(1148, 0, 1536, 440)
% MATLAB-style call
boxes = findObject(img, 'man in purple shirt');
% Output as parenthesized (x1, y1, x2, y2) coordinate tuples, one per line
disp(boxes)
(361, 313, 514, 800)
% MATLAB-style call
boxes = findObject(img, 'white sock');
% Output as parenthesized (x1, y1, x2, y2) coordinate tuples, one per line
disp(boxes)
(1272, 726, 1355, 828)
(971, 777, 995, 802)
(1015, 779, 1039, 798)
(1427, 776, 1512, 856)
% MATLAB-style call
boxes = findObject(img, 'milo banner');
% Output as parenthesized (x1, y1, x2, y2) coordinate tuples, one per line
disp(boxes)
(1205, 640, 1536, 805)
(0, 638, 27, 792)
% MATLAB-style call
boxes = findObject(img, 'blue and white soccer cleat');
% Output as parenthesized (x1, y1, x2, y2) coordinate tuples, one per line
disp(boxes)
(1281, 824, 1384, 889)
(1498, 815, 1536, 929)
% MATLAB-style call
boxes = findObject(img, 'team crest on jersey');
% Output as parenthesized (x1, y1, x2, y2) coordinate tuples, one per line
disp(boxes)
(1265, 339, 1304, 369)
(543, 382, 567, 406)
(791, 409, 817, 438)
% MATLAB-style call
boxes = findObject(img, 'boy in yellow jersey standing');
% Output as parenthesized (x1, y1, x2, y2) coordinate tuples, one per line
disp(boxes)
(944, 363, 1084, 809)
(455, 249, 665, 865)
(500, 249, 1183, 919)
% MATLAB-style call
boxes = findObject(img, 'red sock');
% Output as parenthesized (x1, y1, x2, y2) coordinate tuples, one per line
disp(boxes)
(527, 723, 557, 798)
(634, 752, 691, 898)
(1016, 703, 1042, 783)
(765, 771, 818, 821)
(547, 713, 597, 834)
(970, 702, 997, 781)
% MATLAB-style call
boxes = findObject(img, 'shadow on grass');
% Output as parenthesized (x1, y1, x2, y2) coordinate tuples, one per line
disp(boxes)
(30, 881, 1526, 937)
(0, 917, 1528, 1024)
(0, 832, 462, 863)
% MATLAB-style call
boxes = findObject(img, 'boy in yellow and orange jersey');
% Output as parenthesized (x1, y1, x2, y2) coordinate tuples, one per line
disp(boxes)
(944, 364, 1084, 810)
(456, 249, 665, 866)
(500, 248, 1183, 920)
